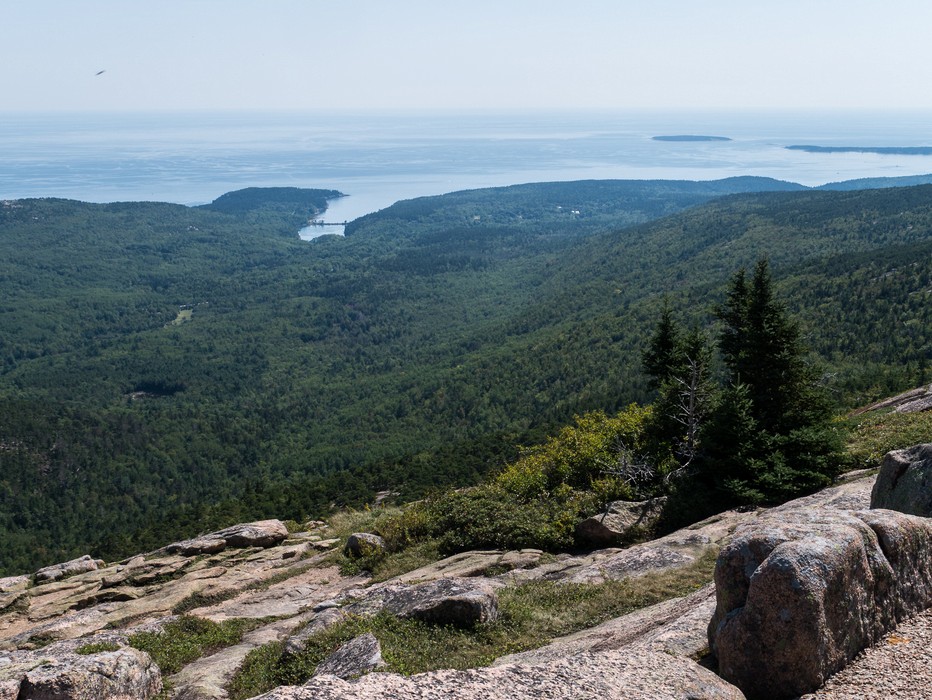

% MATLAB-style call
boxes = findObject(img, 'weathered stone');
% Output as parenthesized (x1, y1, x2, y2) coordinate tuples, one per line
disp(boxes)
(851, 382, 932, 415)
(0, 639, 161, 700)
(871, 443, 932, 516)
(1, 544, 352, 648)
(508, 507, 759, 586)
(343, 533, 385, 558)
(215, 520, 289, 548)
(381, 577, 499, 625)
(34, 555, 101, 584)
(709, 507, 932, 700)
(166, 520, 289, 557)
(164, 536, 228, 556)
(0, 577, 29, 594)
(0, 592, 26, 614)
(0, 678, 21, 700)
(576, 497, 667, 546)
(162, 519, 289, 556)
(313, 633, 385, 679)
(0, 577, 30, 614)
(252, 648, 744, 700)
(395, 549, 542, 584)
(285, 608, 347, 655)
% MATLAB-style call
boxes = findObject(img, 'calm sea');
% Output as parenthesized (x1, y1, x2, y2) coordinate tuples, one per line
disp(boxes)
(2, 110, 932, 238)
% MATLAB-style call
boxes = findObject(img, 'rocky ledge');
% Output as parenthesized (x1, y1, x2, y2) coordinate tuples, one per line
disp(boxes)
(2, 445, 932, 700)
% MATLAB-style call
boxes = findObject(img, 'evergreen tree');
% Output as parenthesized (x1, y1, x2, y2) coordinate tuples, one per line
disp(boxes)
(642, 298, 682, 390)
(704, 259, 841, 504)
(643, 311, 714, 481)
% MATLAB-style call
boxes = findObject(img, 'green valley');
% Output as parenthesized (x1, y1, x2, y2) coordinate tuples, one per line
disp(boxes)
(0, 178, 930, 574)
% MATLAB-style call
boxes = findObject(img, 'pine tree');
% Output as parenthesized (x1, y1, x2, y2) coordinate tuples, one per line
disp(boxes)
(644, 311, 713, 482)
(704, 259, 841, 503)
(642, 298, 682, 390)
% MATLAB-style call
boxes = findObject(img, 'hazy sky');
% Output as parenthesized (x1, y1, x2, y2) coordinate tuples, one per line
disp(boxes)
(4, 0, 932, 112)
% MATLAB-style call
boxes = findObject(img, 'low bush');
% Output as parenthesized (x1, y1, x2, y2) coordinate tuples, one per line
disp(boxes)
(423, 484, 595, 554)
(75, 641, 122, 655)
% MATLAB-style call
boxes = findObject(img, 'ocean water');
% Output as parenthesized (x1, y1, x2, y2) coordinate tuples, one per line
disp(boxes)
(2, 110, 932, 238)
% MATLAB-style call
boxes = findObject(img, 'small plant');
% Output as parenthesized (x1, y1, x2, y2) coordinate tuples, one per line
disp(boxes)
(27, 633, 57, 649)
(283, 519, 304, 534)
(76, 641, 122, 655)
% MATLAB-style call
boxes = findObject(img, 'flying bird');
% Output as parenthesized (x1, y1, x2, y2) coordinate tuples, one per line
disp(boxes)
(95, 70, 106, 76)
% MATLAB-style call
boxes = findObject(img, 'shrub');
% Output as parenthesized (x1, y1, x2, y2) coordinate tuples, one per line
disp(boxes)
(423, 484, 596, 554)
(75, 641, 121, 655)
(495, 407, 649, 499)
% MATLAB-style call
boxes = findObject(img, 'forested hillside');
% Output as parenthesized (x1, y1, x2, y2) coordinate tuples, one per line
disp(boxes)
(1, 179, 930, 574)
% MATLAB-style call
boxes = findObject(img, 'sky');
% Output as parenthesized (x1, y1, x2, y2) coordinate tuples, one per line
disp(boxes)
(3, 0, 932, 113)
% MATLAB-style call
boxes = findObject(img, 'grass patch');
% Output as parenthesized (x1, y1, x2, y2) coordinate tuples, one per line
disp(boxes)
(172, 589, 242, 615)
(129, 615, 259, 675)
(844, 410, 932, 469)
(227, 548, 716, 699)
(249, 562, 317, 591)
(169, 308, 193, 326)
(326, 507, 404, 541)
(335, 539, 442, 582)
(76, 641, 122, 655)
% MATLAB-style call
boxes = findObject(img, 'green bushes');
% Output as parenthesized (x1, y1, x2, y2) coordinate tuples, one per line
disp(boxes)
(360, 406, 656, 556)
(495, 408, 647, 499)
(424, 484, 591, 553)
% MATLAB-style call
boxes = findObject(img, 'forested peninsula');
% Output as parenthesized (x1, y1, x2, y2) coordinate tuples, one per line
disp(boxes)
(788, 144, 932, 155)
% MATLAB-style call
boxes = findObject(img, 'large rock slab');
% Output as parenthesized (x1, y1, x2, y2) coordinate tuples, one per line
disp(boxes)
(509, 507, 759, 586)
(215, 520, 290, 548)
(0, 578, 29, 616)
(0, 578, 29, 594)
(853, 383, 932, 414)
(313, 632, 385, 679)
(394, 549, 542, 584)
(0, 637, 162, 699)
(344, 577, 500, 626)
(708, 507, 932, 700)
(871, 443, 932, 516)
(34, 555, 103, 584)
(163, 519, 289, 555)
(254, 648, 744, 699)
(576, 497, 667, 546)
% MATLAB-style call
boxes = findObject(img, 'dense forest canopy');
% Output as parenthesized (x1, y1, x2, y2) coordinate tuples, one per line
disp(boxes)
(0, 178, 930, 574)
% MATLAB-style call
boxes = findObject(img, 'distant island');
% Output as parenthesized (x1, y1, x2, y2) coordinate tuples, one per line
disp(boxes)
(788, 145, 932, 155)
(652, 135, 732, 142)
